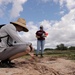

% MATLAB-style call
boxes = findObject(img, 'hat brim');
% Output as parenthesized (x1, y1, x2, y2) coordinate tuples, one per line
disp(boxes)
(10, 22, 29, 32)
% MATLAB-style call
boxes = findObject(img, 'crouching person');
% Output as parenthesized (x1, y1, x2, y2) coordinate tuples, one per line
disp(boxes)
(0, 18, 34, 68)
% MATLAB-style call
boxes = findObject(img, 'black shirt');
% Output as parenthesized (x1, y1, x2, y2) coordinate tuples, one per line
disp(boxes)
(36, 30, 45, 40)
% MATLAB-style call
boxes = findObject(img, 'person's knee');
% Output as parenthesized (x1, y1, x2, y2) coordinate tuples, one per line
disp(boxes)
(19, 44, 33, 53)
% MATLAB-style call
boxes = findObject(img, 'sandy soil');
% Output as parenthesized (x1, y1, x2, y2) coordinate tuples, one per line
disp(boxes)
(0, 56, 75, 75)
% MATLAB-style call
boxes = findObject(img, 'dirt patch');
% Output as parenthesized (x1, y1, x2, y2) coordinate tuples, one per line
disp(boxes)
(0, 57, 75, 75)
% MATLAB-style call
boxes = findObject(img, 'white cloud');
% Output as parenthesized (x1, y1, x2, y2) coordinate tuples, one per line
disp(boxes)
(62, 0, 75, 10)
(0, 0, 11, 5)
(59, 11, 65, 15)
(40, 20, 51, 29)
(10, 0, 27, 19)
(35, 0, 75, 48)
(19, 8, 75, 49)
(46, 8, 75, 48)
(0, 0, 27, 19)
(0, 0, 75, 49)
(12, 0, 75, 48)
(53, 0, 75, 10)
(40, 0, 75, 10)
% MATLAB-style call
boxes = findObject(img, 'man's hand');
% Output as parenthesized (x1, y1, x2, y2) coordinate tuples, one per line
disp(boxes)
(28, 53, 35, 59)
(36, 35, 40, 38)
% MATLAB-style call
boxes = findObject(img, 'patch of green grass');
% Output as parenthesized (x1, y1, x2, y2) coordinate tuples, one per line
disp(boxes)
(20, 50, 75, 60)
(44, 50, 75, 60)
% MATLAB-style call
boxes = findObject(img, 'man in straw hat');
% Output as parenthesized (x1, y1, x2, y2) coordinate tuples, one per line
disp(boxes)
(0, 18, 34, 68)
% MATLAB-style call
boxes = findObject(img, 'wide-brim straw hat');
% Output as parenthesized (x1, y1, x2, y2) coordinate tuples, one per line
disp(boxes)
(10, 18, 29, 32)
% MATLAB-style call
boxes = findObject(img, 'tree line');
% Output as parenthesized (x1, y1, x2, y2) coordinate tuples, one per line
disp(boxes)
(45, 43, 75, 50)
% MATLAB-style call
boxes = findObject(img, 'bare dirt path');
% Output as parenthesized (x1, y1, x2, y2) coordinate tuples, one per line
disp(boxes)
(0, 57, 75, 75)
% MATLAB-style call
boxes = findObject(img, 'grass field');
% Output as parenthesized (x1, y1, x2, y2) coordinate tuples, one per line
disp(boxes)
(22, 50, 75, 61)
(44, 50, 75, 60)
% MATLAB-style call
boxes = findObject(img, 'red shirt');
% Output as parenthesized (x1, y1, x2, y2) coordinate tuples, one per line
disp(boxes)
(36, 30, 46, 40)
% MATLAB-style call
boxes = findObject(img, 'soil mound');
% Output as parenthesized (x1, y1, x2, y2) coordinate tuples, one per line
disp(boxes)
(0, 57, 75, 75)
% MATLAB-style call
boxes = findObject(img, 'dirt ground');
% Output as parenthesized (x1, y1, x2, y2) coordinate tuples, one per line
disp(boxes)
(0, 56, 75, 75)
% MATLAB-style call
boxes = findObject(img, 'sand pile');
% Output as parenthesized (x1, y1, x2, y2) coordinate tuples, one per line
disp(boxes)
(0, 57, 75, 75)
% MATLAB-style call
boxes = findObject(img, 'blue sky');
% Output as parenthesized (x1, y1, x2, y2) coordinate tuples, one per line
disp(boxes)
(22, 0, 61, 22)
(0, 0, 66, 23)
(0, 0, 75, 49)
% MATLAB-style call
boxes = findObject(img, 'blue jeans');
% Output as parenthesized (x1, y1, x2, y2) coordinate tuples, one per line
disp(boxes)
(36, 40, 45, 55)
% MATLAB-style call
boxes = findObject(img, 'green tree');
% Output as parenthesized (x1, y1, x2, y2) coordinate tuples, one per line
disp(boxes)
(68, 46, 75, 50)
(44, 48, 54, 51)
(56, 43, 67, 50)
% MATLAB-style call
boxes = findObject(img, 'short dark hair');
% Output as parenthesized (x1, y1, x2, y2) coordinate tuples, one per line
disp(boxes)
(40, 26, 43, 29)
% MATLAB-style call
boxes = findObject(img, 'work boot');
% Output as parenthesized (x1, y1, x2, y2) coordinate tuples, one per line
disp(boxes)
(8, 60, 15, 65)
(40, 54, 44, 58)
(1, 59, 15, 68)
(35, 54, 38, 57)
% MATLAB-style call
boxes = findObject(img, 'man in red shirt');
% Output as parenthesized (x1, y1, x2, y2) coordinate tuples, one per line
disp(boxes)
(36, 25, 47, 57)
